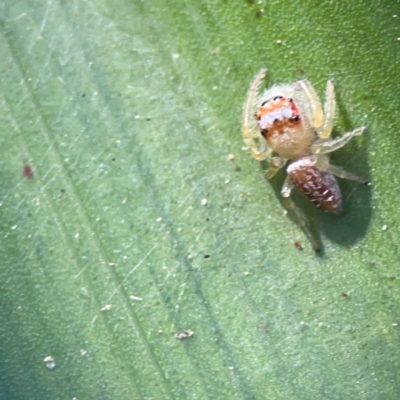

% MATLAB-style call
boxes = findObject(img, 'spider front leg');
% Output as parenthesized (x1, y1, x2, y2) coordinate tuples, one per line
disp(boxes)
(296, 79, 336, 139)
(317, 80, 336, 139)
(296, 79, 324, 129)
(242, 68, 271, 161)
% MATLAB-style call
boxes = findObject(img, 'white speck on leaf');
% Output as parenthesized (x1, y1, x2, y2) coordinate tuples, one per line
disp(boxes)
(43, 356, 55, 369)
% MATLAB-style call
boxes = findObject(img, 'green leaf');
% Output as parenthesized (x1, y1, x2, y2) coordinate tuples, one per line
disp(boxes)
(1, 0, 399, 398)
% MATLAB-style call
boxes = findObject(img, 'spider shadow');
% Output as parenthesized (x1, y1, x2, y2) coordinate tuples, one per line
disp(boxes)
(260, 106, 372, 253)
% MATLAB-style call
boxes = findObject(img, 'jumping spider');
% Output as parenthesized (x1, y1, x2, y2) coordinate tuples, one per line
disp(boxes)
(242, 68, 368, 251)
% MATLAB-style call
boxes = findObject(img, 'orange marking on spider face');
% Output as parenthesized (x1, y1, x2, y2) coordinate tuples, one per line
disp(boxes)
(256, 97, 301, 141)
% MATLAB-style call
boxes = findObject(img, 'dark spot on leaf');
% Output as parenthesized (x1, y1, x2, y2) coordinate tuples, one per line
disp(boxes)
(23, 165, 34, 179)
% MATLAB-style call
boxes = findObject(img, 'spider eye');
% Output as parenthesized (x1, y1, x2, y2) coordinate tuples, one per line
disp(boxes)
(261, 100, 269, 107)
(261, 128, 268, 137)
(273, 96, 283, 101)
(290, 115, 300, 123)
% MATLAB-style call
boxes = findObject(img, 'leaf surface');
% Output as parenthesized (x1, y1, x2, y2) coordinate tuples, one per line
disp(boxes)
(0, 1, 399, 398)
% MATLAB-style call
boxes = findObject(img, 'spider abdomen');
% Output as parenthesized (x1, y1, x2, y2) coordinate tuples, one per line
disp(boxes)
(287, 158, 342, 213)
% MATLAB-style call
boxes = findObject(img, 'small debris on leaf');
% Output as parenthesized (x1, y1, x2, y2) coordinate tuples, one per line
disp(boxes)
(294, 241, 303, 250)
(43, 355, 56, 369)
(175, 330, 194, 340)
(23, 165, 34, 179)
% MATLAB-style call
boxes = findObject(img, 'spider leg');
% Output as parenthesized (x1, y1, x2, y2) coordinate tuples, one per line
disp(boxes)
(281, 196, 321, 252)
(295, 79, 324, 129)
(278, 175, 320, 251)
(242, 68, 271, 161)
(317, 80, 336, 139)
(327, 164, 368, 184)
(264, 160, 320, 251)
(281, 175, 294, 197)
(264, 156, 287, 180)
(314, 154, 368, 183)
(311, 126, 365, 155)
